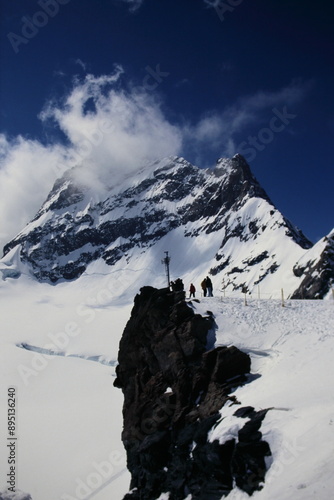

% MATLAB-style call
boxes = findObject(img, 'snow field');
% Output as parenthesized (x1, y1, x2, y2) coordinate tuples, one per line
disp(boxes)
(0, 272, 333, 499)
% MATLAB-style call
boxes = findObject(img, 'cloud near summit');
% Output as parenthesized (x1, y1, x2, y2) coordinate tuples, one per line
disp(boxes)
(0, 66, 184, 251)
(39, 66, 183, 188)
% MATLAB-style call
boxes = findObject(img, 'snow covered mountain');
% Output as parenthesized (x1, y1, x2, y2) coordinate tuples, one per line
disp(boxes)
(1, 154, 333, 299)
(0, 154, 334, 499)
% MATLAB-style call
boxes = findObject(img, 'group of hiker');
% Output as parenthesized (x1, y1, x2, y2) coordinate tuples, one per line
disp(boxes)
(200, 276, 213, 297)
(170, 276, 213, 298)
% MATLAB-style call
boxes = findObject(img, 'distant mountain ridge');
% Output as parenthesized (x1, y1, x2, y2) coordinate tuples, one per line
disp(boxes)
(1, 154, 333, 299)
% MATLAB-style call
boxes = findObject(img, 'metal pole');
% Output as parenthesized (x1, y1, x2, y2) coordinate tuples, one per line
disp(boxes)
(162, 251, 171, 288)
(281, 288, 285, 307)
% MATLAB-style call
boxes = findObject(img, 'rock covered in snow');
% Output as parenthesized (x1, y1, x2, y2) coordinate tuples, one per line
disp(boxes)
(115, 286, 271, 499)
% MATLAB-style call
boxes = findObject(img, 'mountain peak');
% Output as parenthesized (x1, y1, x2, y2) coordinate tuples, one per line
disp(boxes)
(0, 154, 331, 299)
(214, 154, 254, 181)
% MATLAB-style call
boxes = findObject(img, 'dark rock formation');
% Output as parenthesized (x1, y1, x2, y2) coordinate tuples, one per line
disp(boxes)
(115, 287, 271, 499)
(291, 230, 334, 299)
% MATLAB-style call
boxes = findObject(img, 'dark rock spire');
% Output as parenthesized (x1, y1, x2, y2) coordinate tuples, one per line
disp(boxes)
(115, 287, 271, 499)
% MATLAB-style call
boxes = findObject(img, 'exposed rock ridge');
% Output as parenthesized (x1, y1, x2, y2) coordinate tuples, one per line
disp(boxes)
(291, 229, 334, 299)
(115, 287, 271, 499)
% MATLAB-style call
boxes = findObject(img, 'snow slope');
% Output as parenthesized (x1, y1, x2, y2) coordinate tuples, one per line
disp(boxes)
(0, 269, 334, 499)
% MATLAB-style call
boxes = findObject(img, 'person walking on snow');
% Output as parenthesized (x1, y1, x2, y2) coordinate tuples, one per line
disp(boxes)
(189, 283, 196, 298)
(206, 276, 213, 297)
(201, 278, 207, 297)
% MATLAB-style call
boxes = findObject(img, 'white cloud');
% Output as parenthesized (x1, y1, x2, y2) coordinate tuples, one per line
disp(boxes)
(182, 79, 312, 162)
(0, 66, 183, 253)
(74, 58, 88, 72)
(0, 136, 68, 251)
(39, 66, 183, 190)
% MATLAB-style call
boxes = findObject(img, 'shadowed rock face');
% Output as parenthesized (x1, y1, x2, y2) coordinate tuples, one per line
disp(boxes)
(291, 231, 334, 299)
(115, 287, 271, 499)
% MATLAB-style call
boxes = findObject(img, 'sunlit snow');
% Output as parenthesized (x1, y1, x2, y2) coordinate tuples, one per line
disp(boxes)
(0, 267, 334, 499)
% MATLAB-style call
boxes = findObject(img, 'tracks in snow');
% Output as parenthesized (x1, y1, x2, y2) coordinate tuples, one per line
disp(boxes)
(17, 342, 117, 368)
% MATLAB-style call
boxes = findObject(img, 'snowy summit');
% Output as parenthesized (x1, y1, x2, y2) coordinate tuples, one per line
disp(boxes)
(1, 154, 333, 299)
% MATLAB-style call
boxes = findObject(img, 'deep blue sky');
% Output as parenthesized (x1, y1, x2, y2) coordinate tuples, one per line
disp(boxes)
(1, 0, 333, 243)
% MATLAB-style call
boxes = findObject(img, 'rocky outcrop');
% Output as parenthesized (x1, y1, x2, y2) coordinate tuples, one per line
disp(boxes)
(291, 229, 334, 299)
(114, 287, 271, 499)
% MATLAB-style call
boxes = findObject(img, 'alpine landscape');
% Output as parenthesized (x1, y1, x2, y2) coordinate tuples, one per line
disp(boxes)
(0, 153, 334, 499)
(1, 1, 334, 499)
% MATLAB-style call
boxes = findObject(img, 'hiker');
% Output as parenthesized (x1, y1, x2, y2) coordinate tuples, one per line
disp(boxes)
(201, 278, 207, 297)
(189, 283, 196, 298)
(173, 278, 184, 291)
(206, 276, 213, 297)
